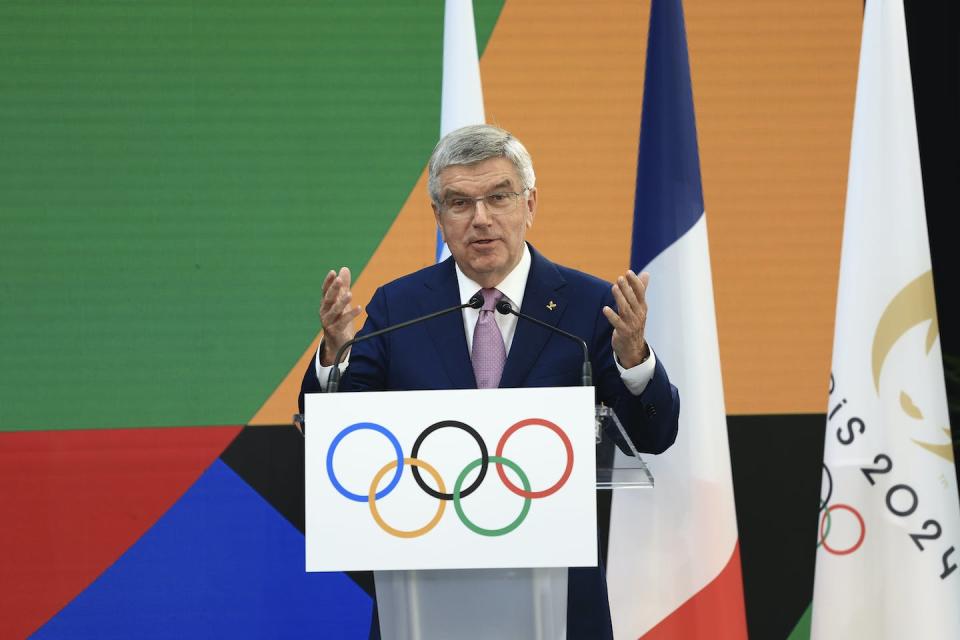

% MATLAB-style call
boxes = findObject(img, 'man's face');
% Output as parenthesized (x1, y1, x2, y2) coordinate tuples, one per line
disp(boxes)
(432, 157, 537, 288)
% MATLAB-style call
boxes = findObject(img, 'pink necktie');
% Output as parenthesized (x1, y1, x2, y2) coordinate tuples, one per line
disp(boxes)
(472, 288, 506, 389)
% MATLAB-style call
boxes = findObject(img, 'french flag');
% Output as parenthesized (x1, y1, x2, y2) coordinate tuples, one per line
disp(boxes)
(605, 0, 748, 638)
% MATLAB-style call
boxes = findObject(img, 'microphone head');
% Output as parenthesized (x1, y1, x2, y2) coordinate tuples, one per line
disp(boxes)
(495, 299, 514, 315)
(467, 292, 484, 309)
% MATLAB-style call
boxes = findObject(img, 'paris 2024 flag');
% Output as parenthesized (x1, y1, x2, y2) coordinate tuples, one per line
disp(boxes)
(811, 1, 960, 638)
(605, 0, 747, 638)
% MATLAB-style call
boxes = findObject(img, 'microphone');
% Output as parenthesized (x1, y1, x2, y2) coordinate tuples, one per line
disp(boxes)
(495, 300, 593, 386)
(326, 292, 484, 393)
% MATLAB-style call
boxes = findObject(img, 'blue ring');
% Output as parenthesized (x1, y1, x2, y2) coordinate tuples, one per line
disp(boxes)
(327, 422, 404, 502)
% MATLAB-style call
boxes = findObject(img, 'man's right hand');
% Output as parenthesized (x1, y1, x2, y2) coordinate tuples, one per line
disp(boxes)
(318, 267, 363, 366)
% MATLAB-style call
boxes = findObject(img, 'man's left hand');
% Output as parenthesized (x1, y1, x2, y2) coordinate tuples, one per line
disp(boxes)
(602, 270, 651, 369)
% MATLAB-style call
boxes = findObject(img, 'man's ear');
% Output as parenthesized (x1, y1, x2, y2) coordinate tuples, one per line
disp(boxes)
(525, 187, 538, 228)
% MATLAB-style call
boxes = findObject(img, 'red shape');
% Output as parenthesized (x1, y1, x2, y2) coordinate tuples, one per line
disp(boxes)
(641, 543, 749, 640)
(0, 425, 242, 639)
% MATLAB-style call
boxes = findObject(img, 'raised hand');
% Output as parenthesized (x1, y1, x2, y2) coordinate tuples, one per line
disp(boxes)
(318, 266, 363, 366)
(602, 270, 652, 369)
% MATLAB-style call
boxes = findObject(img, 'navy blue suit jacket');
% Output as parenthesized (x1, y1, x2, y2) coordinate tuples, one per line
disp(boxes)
(298, 245, 680, 638)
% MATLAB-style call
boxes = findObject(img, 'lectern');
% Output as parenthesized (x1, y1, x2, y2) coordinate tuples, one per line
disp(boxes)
(368, 404, 653, 640)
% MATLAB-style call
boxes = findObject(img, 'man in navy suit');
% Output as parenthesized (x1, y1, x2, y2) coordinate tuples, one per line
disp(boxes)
(299, 124, 679, 639)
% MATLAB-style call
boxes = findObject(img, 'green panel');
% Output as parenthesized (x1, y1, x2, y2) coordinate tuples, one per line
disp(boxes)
(0, 0, 504, 431)
(474, 0, 503, 57)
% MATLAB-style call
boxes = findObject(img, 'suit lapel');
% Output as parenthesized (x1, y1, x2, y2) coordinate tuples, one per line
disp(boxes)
(423, 259, 477, 389)
(499, 247, 568, 388)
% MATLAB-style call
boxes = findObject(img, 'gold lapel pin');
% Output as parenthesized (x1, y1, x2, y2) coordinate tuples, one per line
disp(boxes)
(546, 300, 557, 311)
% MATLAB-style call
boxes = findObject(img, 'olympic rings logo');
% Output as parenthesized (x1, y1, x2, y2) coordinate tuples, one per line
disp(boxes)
(326, 418, 574, 538)
(818, 464, 866, 555)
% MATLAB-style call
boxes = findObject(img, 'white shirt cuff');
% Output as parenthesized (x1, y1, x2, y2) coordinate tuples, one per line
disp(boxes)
(615, 347, 657, 395)
(314, 343, 349, 391)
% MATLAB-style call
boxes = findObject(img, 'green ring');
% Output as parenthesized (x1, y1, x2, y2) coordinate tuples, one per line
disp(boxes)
(817, 506, 833, 548)
(453, 455, 531, 536)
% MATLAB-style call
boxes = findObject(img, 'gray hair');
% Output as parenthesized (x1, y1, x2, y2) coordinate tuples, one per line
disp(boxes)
(427, 124, 536, 206)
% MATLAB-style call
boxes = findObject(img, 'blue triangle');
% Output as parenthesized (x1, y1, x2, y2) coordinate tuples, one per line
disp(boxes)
(35, 460, 372, 639)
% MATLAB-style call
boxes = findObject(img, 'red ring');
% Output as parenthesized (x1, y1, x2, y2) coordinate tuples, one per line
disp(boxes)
(819, 503, 866, 555)
(495, 418, 574, 498)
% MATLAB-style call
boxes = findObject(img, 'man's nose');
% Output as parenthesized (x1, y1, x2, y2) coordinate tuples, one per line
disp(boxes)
(472, 199, 493, 224)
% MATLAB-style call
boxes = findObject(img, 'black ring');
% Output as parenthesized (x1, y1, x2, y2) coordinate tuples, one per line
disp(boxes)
(819, 463, 833, 512)
(411, 420, 488, 500)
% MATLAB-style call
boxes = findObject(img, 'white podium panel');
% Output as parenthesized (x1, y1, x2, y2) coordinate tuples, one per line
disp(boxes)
(304, 387, 597, 573)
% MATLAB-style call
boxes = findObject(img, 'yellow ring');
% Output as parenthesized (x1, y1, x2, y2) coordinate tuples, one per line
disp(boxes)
(368, 457, 446, 538)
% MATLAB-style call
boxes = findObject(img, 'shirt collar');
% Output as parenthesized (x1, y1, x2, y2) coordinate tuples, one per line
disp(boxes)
(454, 243, 531, 310)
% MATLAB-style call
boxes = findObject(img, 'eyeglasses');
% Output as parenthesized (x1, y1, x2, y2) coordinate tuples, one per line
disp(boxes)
(440, 189, 528, 217)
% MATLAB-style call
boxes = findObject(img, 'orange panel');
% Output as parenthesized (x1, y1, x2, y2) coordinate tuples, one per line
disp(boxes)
(687, 1, 861, 412)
